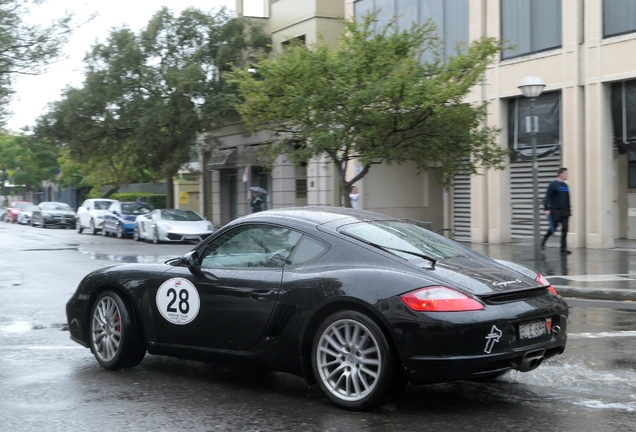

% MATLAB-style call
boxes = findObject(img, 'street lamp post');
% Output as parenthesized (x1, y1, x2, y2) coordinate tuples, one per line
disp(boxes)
(518, 76, 545, 261)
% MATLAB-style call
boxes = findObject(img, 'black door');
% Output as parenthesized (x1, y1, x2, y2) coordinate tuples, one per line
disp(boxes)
(151, 224, 302, 351)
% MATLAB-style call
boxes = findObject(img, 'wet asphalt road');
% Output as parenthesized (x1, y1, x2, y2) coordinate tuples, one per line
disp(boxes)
(1, 222, 636, 431)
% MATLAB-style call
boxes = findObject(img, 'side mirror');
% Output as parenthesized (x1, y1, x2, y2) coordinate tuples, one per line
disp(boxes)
(182, 251, 199, 268)
(112, 210, 118, 215)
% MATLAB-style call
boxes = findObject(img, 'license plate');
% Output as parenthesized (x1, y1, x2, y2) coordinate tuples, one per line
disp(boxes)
(519, 320, 548, 340)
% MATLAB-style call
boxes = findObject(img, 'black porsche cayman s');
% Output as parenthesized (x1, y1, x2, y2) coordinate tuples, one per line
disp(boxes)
(66, 207, 568, 409)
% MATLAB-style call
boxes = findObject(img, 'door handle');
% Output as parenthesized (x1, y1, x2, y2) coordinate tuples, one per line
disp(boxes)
(250, 289, 275, 302)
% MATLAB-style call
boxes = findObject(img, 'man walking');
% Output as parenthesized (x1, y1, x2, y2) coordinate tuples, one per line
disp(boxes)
(542, 167, 571, 254)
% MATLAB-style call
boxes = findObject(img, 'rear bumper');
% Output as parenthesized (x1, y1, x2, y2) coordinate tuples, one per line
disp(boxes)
(404, 334, 567, 384)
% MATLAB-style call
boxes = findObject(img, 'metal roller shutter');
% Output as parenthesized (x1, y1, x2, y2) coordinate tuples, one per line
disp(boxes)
(453, 173, 471, 242)
(510, 149, 562, 239)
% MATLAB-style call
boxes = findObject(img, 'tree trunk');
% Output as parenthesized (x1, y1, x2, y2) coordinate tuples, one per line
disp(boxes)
(102, 186, 120, 198)
(166, 174, 175, 208)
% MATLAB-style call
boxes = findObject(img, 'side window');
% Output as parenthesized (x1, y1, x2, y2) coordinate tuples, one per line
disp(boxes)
(200, 224, 302, 269)
(288, 236, 328, 266)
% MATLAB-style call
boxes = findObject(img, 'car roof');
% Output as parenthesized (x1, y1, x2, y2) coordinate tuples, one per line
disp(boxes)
(235, 206, 400, 229)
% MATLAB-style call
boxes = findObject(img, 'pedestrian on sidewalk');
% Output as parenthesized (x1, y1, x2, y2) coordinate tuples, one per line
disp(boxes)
(349, 185, 360, 209)
(542, 167, 571, 254)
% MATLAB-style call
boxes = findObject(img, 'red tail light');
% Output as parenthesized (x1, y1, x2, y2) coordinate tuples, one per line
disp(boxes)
(399, 286, 484, 312)
(536, 273, 558, 295)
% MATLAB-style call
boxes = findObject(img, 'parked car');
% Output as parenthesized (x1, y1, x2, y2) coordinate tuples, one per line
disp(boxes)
(4, 201, 33, 223)
(102, 201, 154, 238)
(17, 204, 39, 225)
(31, 202, 77, 229)
(134, 209, 214, 244)
(66, 207, 568, 410)
(76, 198, 118, 234)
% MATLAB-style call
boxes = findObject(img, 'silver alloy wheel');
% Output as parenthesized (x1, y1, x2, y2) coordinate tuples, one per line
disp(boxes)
(90, 219, 97, 235)
(315, 318, 382, 402)
(116, 224, 123, 238)
(91, 296, 122, 364)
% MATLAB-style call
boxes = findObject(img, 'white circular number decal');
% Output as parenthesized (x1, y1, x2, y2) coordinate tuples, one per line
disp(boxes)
(156, 278, 200, 325)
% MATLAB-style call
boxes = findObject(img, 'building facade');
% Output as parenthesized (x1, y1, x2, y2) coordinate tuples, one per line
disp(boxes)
(346, 0, 636, 249)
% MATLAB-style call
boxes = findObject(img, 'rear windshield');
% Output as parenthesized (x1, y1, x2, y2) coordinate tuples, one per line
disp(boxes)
(121, 203, 153, 215)
(94, 201, 113, 210)
(339, 221, 466, 261)
(159, 210, 203, 221)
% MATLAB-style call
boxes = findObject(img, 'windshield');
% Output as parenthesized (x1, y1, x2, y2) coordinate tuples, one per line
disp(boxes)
(14, 202, 31, 209)
(41, 202, 72, 211)
(121, 203, 153, 215)
(339, 221, 466, 261)
(159, 210, 203, 221)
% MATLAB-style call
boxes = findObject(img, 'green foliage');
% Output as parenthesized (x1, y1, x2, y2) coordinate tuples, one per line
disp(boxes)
(0, 134, 59, 193)
(36, 7, 269, 207)
(230, 14, 508, 204)
(110, 192, 166, 209)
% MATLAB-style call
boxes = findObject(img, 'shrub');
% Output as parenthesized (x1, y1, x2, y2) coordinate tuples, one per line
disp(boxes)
(110, 192, 167, 209)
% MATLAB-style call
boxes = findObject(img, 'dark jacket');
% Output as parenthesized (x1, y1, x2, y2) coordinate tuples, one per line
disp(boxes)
(544, 180, 570, 212)
(250, 195, 265, 213)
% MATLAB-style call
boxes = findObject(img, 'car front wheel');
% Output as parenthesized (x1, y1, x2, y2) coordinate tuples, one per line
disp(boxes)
(89, 291, 146, 370)
(90, 219, 97, 235)
(311, 310, 406, 410)
(76, 221, 83, 234)
(133, 225, 142, 241)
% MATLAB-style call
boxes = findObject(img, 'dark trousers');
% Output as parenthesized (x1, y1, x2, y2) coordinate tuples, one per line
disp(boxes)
(543, 208, 569, 251)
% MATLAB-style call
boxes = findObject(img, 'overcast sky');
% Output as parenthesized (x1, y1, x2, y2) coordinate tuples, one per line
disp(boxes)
(7, 0, 265, 132)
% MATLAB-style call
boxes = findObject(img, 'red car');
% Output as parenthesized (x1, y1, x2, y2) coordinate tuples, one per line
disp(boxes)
(4, 201, 33, 223)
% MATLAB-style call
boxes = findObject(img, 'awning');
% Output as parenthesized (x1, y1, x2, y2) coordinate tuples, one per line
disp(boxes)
(236, 145, 272, 166)
(206, 148, 236, 169)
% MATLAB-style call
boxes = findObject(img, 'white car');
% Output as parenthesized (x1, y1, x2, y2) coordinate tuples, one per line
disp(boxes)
(17, 204, 39, 225)
(134, 209, 214, 244)
(76, 198, 119, 234)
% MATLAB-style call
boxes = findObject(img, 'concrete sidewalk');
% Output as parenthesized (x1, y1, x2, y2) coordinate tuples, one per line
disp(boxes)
(466, 239, 636, 302)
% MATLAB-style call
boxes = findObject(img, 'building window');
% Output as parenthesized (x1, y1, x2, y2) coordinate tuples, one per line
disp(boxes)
(501, 0, 562, 60)
(611, 80, 636, 187)
(508, 92, 561, 162)
(354, 0, 469, 62)
(604, 0, 636, 38)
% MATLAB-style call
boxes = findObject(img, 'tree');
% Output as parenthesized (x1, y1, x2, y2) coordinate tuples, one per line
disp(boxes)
(230, 15, 508, 207)
(36, 7, 269, 206)
(0, 0, 75, 126)
(0, 133, 59, 202)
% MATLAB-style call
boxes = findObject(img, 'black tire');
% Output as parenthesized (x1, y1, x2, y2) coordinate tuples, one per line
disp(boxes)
(311, 310, 405, 410)
(76, 221, 84, 234)
(133, 225, 142, 241)
(89, 291, 146, 370)
(90, 219, 97, 235)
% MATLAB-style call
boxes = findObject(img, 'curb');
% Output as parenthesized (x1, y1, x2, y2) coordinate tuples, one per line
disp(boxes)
(554, 285, 636, 302)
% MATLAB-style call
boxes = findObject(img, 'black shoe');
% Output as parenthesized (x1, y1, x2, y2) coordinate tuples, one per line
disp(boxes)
(560, 249, 571, 254)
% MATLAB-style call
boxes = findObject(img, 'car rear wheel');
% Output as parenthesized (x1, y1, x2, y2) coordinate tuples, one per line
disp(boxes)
(90, 219, 97, 235)
(89, 291, 146, 370)
(311, 310, 405, 410)
(116, 225, 123, 239)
